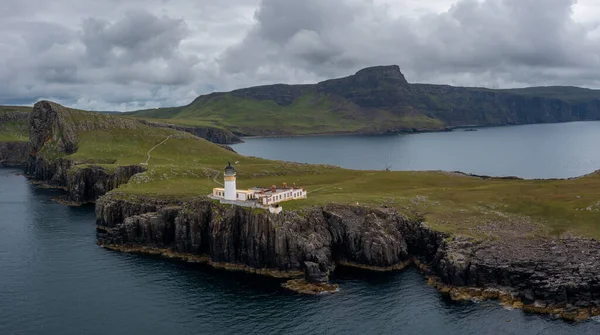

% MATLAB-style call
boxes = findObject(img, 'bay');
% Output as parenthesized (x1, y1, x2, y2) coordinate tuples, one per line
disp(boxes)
(232, 122, 600, 179)
(1, 168, 599, 334)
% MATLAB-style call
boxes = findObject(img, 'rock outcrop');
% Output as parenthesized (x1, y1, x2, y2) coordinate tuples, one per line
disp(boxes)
(96, 198, 439, 283)
(138, 120, 243, 144)
(0, 142, 28, 167)
(96, 195, 600, 319)
(25, 101, 145, 203)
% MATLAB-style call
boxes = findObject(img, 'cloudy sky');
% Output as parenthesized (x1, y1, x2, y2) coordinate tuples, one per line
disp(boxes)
(1, 0, 600, 111)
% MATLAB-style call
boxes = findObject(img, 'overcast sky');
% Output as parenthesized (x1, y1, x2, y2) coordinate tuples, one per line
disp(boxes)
(2, 0, 600, 111)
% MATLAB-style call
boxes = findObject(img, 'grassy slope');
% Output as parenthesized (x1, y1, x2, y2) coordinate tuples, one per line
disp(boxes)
(55, 107, 600, 240)
(128, 92, 445, 136)
(127, 85, 600, 136)
(0, 106, 31, 142)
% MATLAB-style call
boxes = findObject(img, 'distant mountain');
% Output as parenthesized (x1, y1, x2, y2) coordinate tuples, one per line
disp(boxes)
(128, 65, 600, 136)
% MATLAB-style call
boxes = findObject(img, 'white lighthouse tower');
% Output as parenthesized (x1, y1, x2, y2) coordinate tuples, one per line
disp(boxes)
(224, 162, 237, 201)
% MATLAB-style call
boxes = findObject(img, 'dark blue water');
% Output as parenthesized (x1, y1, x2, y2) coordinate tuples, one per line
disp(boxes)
(233, 122, 600, 179)
(1, 168, 599, 334)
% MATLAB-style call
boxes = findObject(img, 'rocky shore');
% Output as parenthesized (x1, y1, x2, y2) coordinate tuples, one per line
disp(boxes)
(24, 101, 146, 203)
(18, 99, 600, 321)
(0, 141, 28, 167)
(138, 119, 243, 145)
(95, 195, 600, 320)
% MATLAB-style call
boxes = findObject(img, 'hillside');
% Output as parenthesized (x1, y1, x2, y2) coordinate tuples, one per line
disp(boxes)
(22, 100, 600, 241)
(18, 100, 600, 318)
(0, 106, 30, 142)
(127, 65, 600, 136)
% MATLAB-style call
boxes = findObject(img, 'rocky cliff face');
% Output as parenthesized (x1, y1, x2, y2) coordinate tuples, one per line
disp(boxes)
(96, 198, 443, 282)
(96, 195, 600, 319)
(0, 109, 29, 123)
(25, 101, 145, 203)
(138, 120, 242, 144)
(0, 142, 28, 167)
(411, 84, 597, 126)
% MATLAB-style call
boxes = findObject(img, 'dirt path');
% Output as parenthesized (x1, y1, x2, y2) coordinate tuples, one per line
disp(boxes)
(141, 135, 172, 165)
(212, 170, 223, 186)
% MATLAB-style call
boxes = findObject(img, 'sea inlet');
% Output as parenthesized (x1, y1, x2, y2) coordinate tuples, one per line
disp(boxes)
(2, 122, 600, 334)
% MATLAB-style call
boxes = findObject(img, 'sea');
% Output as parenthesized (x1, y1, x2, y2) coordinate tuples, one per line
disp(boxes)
(233, 121, 600, 179)
(2, 122, 600, 334)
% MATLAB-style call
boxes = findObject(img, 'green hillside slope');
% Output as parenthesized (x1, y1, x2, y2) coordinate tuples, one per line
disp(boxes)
(127, 65, 600, 136)
(27, 101, 600, 240)
(0, 106, 30, 142)
(132, 91, 443, 136)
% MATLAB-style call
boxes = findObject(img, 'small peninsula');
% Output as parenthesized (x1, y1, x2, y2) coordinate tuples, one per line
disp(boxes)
(0, 100, 598, 321)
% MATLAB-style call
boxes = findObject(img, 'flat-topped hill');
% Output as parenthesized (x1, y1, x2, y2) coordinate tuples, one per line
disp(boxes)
(127, 65, 600, 136)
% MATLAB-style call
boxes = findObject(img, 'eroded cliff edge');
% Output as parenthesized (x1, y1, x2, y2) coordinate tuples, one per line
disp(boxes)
(25, 101, 145, 203)
(96, 195, 600, 320)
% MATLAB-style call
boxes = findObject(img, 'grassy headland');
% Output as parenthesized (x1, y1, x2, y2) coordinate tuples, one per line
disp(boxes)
(37, 103, 600, 240)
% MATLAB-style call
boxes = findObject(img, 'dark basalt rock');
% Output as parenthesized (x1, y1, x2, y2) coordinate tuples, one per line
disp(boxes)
(304, 262, 328, 283)
(95, 196, 600, 316)
(68, 165, 146, 203)
(96, 200, 429, 283)
(24, 101, 146, 204)
(138, 120, 243, 145)
(0, 142, 28, 167)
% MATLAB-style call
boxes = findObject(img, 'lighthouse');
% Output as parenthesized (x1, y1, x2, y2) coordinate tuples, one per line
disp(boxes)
(224, 162, 236, 201)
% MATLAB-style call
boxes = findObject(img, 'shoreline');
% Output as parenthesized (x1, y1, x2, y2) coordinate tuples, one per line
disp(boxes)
(95, 242, 600, 321)
(236, 119, 600, 141)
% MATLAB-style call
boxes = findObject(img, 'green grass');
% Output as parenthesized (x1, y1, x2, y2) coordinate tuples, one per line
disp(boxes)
(0, 107, 30, 142)
(0, 120, 29, 142)
(29, 103, 600, 240)
(0, 106, 31, 113)
(128, 92, 445, 136)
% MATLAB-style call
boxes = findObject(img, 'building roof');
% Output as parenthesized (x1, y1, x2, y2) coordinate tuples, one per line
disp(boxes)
(224, 162, 235, 176)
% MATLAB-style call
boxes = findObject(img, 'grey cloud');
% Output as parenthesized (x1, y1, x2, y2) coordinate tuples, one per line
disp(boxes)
(2, 0, 600, 111)
(81, 10, 188, 66)
(219, 0, 600, 89)
(1, 6, 204, 109)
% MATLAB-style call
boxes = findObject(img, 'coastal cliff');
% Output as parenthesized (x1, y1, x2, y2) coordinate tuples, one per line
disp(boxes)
(20, 99, 600, 321)
(0, 142, 28, 167)
(138, 120, 243, 144)
(96, 195, 600, 320)
(25, 101, 145, 203)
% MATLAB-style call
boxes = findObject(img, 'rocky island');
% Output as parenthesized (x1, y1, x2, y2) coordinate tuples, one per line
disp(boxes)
(0, 99, 597, 322)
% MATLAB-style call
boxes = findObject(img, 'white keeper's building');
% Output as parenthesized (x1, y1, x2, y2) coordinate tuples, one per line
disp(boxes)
(211, 162, 307, 211)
